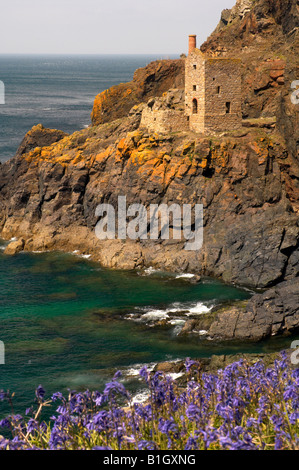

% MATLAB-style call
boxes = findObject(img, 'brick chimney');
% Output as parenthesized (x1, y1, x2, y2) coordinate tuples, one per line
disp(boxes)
(188, 35, 197, 55)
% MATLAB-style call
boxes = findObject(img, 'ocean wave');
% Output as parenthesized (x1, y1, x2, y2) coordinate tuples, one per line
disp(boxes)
(186, 303, 211, 316)
(175, 273, 195, 279)
(125, 361, 185, 388)
(138, 267, 161, 276)
(130, 389, 150, 405)
(167, 372, 185, 381)
(125, 362, 157, 378)
(71, 250, 92, 260)
(140, 309, 170, 322)
(126, 301, 213, 329)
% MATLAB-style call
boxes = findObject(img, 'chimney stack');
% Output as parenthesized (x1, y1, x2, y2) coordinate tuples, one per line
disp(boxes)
(188, 35, 197, 55)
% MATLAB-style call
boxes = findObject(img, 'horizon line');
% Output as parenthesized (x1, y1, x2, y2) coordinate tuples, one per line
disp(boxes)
(0, 52, 182, 57)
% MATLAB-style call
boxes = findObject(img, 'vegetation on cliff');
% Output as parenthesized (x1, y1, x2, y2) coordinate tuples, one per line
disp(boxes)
(0, 353, 298, 450)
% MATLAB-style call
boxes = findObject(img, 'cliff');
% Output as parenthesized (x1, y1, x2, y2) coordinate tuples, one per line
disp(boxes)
(91, 59, 185, 126)
(0, 0, 298, 298)
(0, 120, 298, 289)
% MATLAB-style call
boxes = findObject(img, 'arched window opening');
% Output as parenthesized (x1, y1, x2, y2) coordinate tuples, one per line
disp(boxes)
(226, 102, 231, 114)
(192, 98, 198, 114)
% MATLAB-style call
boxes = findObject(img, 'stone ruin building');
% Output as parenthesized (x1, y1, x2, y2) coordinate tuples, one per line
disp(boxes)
(140, 35, 242, 134)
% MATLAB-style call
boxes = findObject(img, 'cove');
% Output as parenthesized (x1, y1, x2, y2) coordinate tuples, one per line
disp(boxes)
(0, 247, 292, 415)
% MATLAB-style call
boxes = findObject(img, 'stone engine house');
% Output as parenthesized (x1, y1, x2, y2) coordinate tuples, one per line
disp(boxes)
(140, 35, 242, 134)
(185, 35, 242, 133)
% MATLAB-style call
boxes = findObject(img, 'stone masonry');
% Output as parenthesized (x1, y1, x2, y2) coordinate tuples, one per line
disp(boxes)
(185, 36, 242, 133)
(140, 89, 189, 134)
(140, 35, 242, 134)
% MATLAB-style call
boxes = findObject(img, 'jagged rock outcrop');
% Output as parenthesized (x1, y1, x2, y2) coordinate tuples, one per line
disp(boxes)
(3, 238, 25, 255)
(91, 59, 185, 126)
(154, 349, 297, 378)
(182, 278, 299, 341)
(16, 124, 68, 158)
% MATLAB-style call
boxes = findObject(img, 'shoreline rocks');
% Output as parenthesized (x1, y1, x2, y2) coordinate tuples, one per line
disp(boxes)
(181, 278, 299, 342)
(151, 348, 298, 382)
(3, 238, 25, 255)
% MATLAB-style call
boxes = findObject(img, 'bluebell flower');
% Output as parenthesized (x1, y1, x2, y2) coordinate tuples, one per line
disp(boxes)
(35, 385, 45, 401)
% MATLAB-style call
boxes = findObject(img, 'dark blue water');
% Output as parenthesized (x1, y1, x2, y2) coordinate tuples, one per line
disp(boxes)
(0, 54, 176, 162)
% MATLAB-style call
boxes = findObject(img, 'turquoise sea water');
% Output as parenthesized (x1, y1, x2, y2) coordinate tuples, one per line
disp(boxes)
(0, 246, 294, 416)
(0, 56, 296, 417)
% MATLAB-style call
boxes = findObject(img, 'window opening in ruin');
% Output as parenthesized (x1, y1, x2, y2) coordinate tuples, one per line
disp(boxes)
(226, 102, 231, 114)
(192, 98, 198, 114)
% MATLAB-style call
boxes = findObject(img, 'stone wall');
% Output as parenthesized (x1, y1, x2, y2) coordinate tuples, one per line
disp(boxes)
(139, 54, 242, 135)
(140, 107, 189, 134)
(185, 51, 242, 133)
(139, 89, 189, 134)
(185, 51, 206, 133)
(204, 59, 242, 131)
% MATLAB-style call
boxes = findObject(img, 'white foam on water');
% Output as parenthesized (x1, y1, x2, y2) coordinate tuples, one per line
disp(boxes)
(71, 250, 92, 260)
(140, 310, 169, 322)
(166, 372, 184, 381)
(186, 302, 212, 316)
(130, 389, 150, 405)
(139, 267, 161, 276)
(169, 319, 185, 326)
(127, 300, 213, 325)
(126, 362, 157, 377)
(175, 273, 195, 279)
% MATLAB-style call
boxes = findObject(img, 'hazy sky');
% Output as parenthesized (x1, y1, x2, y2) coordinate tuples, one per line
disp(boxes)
(0, 0, 236, 55)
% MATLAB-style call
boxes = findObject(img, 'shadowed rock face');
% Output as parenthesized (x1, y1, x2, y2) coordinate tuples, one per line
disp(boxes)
(182, 278, 299, 342)
(15, 124, 68, 158)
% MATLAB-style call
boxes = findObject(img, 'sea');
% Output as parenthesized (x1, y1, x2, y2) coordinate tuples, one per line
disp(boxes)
(0, 55, 293, 416)
(0, 54, 177, 163)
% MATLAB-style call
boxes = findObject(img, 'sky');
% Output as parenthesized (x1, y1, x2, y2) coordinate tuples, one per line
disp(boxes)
(0, 0, 237, 55)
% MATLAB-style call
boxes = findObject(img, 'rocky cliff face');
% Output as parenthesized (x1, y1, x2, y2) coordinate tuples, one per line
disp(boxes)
(202, 0, 299, 116)
(91, 59, 185, 126)
(0, 0, 298, 297)
(0, 120, 298, 289)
